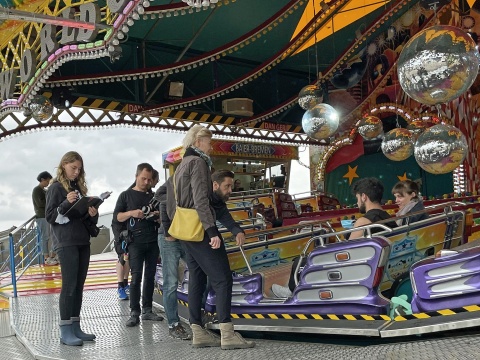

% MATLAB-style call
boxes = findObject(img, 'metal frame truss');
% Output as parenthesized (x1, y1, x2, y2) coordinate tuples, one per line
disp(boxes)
(0, 107, 322, 146)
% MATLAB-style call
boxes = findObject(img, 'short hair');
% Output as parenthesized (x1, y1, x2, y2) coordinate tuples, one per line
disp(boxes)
(352, 177, 384, 204)
(136, 163, 154, 176)
(182, 124, 212, 149)
(392, 180, 420, 200)
(212, 169, 235, 184)
(152, 169, 159, 181)
(37, 171, 52, 182)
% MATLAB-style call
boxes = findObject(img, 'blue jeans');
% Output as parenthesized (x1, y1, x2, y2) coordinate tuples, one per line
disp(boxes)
(36, 218, 50, 256)
(158, 233, 186, 326)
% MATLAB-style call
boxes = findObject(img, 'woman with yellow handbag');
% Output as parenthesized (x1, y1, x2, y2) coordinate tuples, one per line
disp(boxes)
(166, 124, 254, 350)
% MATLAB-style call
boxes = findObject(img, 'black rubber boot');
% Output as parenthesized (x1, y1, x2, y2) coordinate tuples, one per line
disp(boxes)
(71, 316, 96, 341)
(59, 320, 83, 346)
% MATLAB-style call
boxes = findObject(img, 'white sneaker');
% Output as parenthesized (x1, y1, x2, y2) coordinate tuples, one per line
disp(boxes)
(45, 257, 58, 265)
(271, 284, 293, 298)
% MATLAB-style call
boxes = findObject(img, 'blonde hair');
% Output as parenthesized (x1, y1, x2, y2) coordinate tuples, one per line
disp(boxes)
(182, 124, 212, 149)
(53, 151, 88, 195)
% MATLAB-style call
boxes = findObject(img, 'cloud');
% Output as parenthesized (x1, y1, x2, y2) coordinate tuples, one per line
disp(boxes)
(0, 128, 184, 230)
(0, 127, 310, 231)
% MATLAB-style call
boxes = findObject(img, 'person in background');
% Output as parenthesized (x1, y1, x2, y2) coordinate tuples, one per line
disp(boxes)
(154, 181, 190, 340)
(166, 125, 254, 350)
(45, 151, 98, 346)
(392, 179, 428, 226)
(32, 171, 57, 265)
(271, 177, 397, 298)
(112, 215, 130, 301)
(233, 179, 243, 192)
(114, 163, 163, 327)
(151, 169, 160, 190)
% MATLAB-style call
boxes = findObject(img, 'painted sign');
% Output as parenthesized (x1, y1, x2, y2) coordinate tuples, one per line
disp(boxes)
(163, 140, 298, 164)
(0, 0, 131, 100)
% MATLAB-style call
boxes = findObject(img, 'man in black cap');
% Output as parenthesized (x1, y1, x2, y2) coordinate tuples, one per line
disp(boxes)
(32, 171, 56, 265)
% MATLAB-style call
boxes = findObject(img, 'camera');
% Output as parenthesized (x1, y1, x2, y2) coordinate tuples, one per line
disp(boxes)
(142, 198, 160, 220)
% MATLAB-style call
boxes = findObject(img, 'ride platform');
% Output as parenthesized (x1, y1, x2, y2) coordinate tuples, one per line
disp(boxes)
(1, 246, 480, 359)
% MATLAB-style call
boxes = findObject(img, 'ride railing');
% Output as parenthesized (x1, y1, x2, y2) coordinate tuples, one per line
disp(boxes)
(228, 202, 467, 291)
(229, 187, 286, 201)
(0, 216, 42, 297)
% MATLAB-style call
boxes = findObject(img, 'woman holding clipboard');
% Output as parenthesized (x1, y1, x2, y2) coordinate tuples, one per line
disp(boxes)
(45, 151, 98, 346)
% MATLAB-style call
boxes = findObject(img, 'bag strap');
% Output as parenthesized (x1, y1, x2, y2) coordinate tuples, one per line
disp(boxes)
(173, 173, 179, 206)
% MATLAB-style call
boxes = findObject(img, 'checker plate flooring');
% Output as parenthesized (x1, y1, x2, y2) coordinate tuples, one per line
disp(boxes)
(0, 288, 479, 359)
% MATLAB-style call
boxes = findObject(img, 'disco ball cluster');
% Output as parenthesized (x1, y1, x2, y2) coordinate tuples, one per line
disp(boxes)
(298, 85, 339, 140)
(29, 95, 54, 122)
(397, 25, 479, 106)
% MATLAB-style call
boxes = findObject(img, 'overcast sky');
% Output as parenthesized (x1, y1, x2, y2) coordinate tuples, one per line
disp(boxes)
(0, 124, 309, 231)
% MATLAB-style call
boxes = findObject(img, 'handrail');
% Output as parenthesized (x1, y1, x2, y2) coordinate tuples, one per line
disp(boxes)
(4, 216, 41, 297)
(243, 220, 329, 240)
(229, 187, 285, 200)
(291, 191, 338, 200)
(9, 216, 35, 236)
(239, 246, 253, 275)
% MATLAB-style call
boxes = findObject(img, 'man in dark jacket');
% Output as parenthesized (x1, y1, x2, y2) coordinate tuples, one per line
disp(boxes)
(114, 163, 163, 327)
(162, 170, 247, 343)
(210, 170, 245, 245)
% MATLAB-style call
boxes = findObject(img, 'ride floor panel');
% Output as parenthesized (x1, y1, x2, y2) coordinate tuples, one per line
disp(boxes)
(5, 287, 480, 359)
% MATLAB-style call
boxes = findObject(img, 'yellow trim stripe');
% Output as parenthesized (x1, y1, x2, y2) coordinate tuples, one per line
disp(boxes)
(213, 313, 390, 321)
(394, 304, 480, 321)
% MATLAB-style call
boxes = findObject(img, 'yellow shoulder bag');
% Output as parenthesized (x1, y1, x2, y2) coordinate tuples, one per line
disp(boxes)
(168, 173, 204, 241)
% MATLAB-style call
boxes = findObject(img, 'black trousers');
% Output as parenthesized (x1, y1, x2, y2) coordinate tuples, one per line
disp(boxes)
(180, 233, 233, 326)
(57, 244, 90, 320)
(128, 241, 160, 315)
(288, 256, 306, 292)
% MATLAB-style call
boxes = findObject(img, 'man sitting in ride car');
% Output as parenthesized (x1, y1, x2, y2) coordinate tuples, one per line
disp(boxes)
(271, 177, 397, 298)
(348, 177, 398, 239)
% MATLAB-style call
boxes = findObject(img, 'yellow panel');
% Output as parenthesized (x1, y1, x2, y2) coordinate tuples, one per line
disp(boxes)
(291, 0, 392, 55)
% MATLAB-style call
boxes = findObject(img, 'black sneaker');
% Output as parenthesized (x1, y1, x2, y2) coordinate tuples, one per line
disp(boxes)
(126, 315, 140, 327)
(169, 324, 191, 340)
(141, 311, 163, 321)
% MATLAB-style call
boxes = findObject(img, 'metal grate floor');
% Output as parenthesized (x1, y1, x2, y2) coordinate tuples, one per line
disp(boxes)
(4, 288, 480, 359)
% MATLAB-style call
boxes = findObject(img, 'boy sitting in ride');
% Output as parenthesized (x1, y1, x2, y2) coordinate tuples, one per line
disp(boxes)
(271, 177, 397, 298)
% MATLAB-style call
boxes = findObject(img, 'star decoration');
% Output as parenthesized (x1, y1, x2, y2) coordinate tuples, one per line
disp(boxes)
(397, 172, 408, 181)
(343, 165, 359, 185)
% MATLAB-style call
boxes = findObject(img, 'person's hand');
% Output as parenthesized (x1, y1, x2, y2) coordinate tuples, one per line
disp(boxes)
(165, 236, 176, 241)
(235, 232, 246, 246)
(66, 191, 78, 204)
(88, 206, 98, 217)
(130, 209, 144, 218)
(209, 236, 221, 249)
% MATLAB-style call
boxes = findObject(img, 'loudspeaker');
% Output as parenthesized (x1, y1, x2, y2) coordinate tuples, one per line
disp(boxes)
(222, 98, 253, 117)
(167, 81, 184, 98)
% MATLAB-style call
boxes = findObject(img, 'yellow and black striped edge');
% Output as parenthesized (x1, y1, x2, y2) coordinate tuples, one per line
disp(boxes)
(157, 290, 189, 307)
(72, 96, 237, 125)
(165, 290, 480, 322)
(230, 313, 391, 321)
(394, 304, 480, 322)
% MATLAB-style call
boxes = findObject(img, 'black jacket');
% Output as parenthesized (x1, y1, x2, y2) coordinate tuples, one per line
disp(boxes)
(45, 180, 98, 250)
(211, 191, 244, 237)
(154, 181, 169, 235)
(113, 188, 158, 243)
(401, 201, 428, 225)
